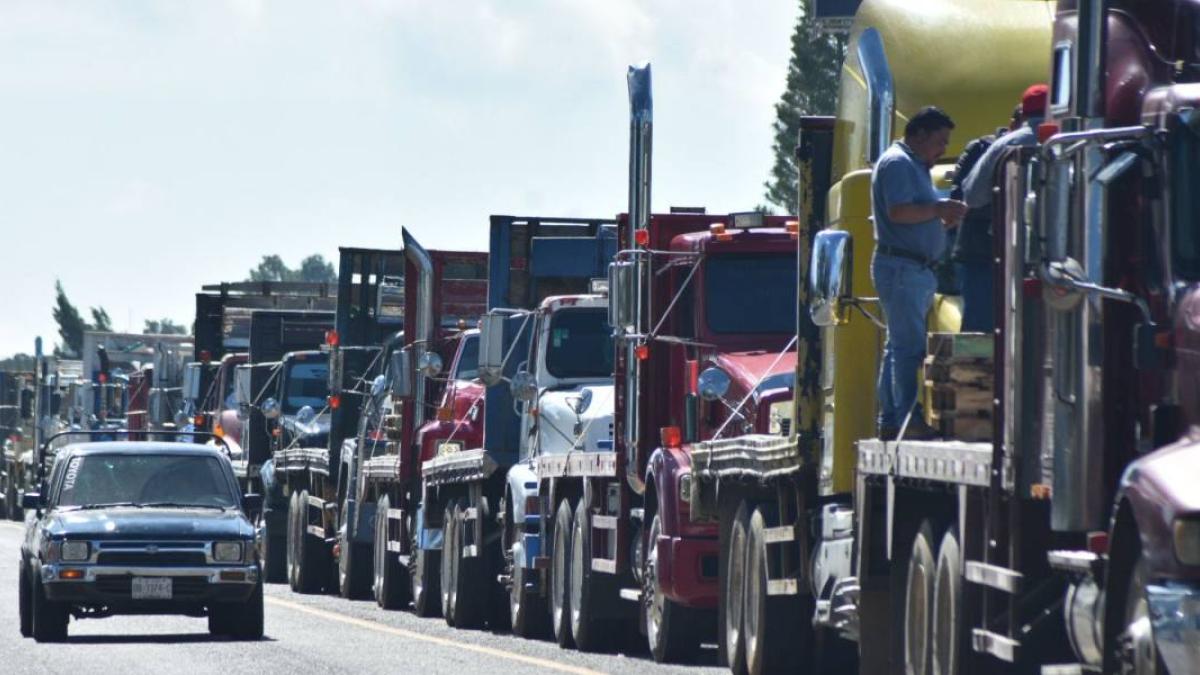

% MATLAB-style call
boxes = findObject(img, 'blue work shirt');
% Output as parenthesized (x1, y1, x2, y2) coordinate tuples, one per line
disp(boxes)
(871, 141, 945, 261)
(961, 117, 1043, 209)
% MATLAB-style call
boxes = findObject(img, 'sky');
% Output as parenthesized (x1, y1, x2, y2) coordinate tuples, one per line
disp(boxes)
(0, 0, 799, 358)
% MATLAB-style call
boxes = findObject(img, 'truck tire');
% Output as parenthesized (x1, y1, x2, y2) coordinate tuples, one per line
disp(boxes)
(373, 495, 410, 609)
(550, 498, 575, 648)
(30, 571, 67, 642)
(507, 527, 550, 638)
(569, 498, 615, 652)
(410, 528, 441, 618)
(440, 500, 459, 625)
(447, 499, 486, 628)
(295, 489, 327, 594)
(5, 473, 21, 521)
(259, 506, 287, 584)
(904, 520, 937, 675)
(1107, 534, 1165, 674)
(644, 512, 699, 663)
(286, 491, 300, 591)
(744, 506, 799, 675)
(18, 561, 32, 637)
(931, 527, 962, 675)
(724, 501, 751, 675)
(337, 498, 372, 600)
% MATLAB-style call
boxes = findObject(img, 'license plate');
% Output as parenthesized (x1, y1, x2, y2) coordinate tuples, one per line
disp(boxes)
(131, 577, 173, 600)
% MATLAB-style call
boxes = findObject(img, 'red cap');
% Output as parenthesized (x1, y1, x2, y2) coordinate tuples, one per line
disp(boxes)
(1022, 83, 1049, 117)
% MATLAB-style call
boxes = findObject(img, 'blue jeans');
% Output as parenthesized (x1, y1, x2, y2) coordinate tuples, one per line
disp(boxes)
(872, 254, 936, 429)
(958, 261, 994, 333)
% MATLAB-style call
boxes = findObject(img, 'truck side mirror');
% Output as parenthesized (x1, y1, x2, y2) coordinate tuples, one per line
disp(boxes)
(809, 230, 853, 327)
(608, 261, 635, 333)
(417, 352, 443, 378)
(20, 389, 33, 420)
(261, 397, 281, 420)
(698, 367, 731, 401)
(390, 349, 414, 399)
(328, 348, 345, 395)
(510, 370, 538, 403)
(479, 313, 508, 386)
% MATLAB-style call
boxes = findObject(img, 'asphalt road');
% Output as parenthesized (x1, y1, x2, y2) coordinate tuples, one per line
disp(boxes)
(0, 521, 724, 675)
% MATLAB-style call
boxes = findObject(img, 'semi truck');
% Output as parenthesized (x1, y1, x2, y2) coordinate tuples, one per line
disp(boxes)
(419, 215, 616, 630)
(0, 369, 34, 520)
(686, 1, 1056, 674)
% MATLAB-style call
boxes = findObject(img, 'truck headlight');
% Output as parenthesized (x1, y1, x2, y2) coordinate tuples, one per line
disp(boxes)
(213, 541, 244, 563)
(678, 472, 692, 505)
(767, 400, 793, 436)
(60, 541, 90, 561)
(1174, 517, 1200, 566)
(437, 441, 463, 456)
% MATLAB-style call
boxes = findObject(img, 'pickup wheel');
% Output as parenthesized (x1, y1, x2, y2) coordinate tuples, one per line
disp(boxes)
(744, 506, 799, 675)
(904, 520, 937, 675)
(295, 489, 328, 594)
(211, 581, 265, 640)
(569, 498, 614, 652)
(286, 491, 300, 591)
(30, 569, 68, 642)
(410, 526, 441, 617)
(645, 511, 700, 663)
(550, 498, 575, 648)
(724, 501, 751, 675)
(337, 497, 372, 600)
(373, 495, 409, 609)
(18, 560, 32, 637)
(931, 526, 962, 675)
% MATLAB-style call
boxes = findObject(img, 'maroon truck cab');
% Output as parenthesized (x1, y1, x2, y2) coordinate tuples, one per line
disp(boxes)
(415, 330, 484, 466)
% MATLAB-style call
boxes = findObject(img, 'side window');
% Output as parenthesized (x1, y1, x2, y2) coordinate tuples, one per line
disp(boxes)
(1051, 42, 1072, 115)
(675, 269, 696, 340)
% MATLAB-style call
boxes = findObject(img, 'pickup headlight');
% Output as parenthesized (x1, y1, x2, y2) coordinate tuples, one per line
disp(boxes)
(60, 541, 90, 561)
(213, 541, 244, 563)
(1174, 517, 1200, 566)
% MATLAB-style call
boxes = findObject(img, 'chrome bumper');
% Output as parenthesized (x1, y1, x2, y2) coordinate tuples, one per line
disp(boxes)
(1147, 582, 1200, 675)
(42, 563, 259, 584)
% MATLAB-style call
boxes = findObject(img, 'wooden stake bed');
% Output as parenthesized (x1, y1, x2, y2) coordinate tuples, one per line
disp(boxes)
(535, 451, 616, 478)
(690, 434, 803, 480)
(857, 438, 1011, 490)
(421, 447, 498, 486)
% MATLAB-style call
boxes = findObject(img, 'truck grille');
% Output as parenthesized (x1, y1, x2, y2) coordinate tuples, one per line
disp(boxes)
(96, 552, 208, 565)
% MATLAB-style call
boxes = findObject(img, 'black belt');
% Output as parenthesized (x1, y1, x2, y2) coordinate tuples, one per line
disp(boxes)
(877, 244, 936, 269)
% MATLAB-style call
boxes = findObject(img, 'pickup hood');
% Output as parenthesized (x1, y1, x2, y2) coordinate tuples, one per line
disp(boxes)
(712, 351, 796, 400)
(538, 383, 614, 455)
(47, 507, 254, 540)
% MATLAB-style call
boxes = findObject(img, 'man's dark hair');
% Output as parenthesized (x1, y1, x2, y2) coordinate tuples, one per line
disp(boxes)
(904, 106, 955, 138)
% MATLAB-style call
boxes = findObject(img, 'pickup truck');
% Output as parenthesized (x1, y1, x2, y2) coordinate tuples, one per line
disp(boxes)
(17, 441, 264, 642)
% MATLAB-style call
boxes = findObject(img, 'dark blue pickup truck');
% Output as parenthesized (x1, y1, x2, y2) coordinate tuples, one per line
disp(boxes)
(17, 442, 264, 642)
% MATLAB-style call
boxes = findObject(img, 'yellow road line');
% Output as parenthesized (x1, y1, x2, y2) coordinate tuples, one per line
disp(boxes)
(265, 595, 605, 675)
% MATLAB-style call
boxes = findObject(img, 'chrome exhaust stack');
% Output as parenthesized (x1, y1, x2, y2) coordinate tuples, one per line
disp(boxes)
(624, 62, 652, 490)
(402, 226, 434, 428)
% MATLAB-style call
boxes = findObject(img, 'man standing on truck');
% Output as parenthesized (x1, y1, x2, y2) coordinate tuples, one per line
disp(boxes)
(871, 106, 966, 440)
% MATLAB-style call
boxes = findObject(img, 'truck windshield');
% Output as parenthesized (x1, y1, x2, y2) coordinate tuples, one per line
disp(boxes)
(455, 336, 480, 381)
(56, 453, 237, 509)
(1171, 123, 1200, 280)
(284, 361, 329, 413)
(705, 253, 797, 334)
(545, 308, 613, 379)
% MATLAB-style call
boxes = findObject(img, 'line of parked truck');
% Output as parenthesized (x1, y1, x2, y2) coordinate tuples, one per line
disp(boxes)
(5, 0, 1200, 672)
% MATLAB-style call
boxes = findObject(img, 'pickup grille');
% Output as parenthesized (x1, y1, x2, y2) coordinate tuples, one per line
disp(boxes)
(95, 575, 210, 600)
(96, 552, 208, 566)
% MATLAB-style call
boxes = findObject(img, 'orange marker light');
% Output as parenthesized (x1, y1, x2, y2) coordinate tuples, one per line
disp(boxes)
(60, 569, 84, 580)
(194, 414, 206, 428)
(635, 230, 650, 247)
(328, 394, 341, 410)
(635, 344, 650, 361)
(436, 406, 454, 422)
(1037, 122, 1060, 144)
(325, 330, 340, 348)
(785, 220, 800, 241)
(660, 426, 682, 449)
(710, 223, 732, 242)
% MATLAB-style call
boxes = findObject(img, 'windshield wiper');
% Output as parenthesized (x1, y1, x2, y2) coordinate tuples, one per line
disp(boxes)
(65, 502, 144, 511)
(140, 502, 229, 511)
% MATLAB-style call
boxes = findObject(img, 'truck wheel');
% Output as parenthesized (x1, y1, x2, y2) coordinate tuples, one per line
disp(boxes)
(440, 500, 459, 624)
(5, 475, 21, 521)
(337, 498, 372, 600)
(550, 498, 575, 647)
(450, 499, 486, 628)
(30, 571, 68, 642)
(904, 520, 937, 675)
(259, 505, 287, 584)
(508, 531, 550, 638)
(410, 527, 441, 618)
(1108, 537, 1164, 674)
(931, 527, 962, 675)
(645, 512, 699, 663)
(725, 501, 751, 675)
(744, 506, 799, 675)
(295, 489, 327, 594)
(286, 491, 300, 591)
(373, 496, 410, 609)
(570, 498, 615, 651)
(18, 561, 32, 637)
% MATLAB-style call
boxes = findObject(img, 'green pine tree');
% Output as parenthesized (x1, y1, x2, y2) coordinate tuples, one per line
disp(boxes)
(764, 0, 847, 215)
(52, 280, 88, 357)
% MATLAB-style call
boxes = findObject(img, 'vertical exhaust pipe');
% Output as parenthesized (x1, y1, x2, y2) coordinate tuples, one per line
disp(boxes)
(625, 62, 652, 488)
(402, 227, 435, 428)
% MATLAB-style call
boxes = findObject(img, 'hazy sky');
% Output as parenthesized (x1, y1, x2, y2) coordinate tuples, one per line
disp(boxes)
(0, 0, 798, 357)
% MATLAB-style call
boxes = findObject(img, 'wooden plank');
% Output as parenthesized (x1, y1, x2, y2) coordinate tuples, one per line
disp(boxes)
(927, 332, 994, 360)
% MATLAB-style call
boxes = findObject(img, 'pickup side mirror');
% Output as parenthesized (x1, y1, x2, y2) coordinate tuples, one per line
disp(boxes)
(21, 492, 43, 510)
(241, 493, 263, 514)
(809, 230, 853, 327)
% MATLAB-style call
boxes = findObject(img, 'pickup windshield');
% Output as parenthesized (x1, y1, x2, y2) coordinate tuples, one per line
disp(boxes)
(456, 335, 480, 381)
(56, 454, 237, 509)
(284, 360, 329, 413)
(545, 308, 613, 379)
(705, 253, 797, 334)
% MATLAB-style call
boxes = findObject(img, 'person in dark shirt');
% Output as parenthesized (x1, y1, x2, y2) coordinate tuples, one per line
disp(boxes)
(871, 106, 968, 440)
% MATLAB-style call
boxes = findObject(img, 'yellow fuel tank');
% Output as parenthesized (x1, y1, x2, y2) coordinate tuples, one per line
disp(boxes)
(820, 0, 1053, 495)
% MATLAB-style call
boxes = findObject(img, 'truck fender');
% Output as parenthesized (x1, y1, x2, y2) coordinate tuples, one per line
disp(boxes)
(506, 463, 539, 532)
(1113, 434, 1200, 578)
(645, 445, 693, 537)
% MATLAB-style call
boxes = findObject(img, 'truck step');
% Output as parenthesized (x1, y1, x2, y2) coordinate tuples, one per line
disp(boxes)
(463, 507, 478, 521)
(591, 559, 617, 574)
(762, 526, 795, 544)
(619, 588, 641, 603)
(767, 579, 799, 596)
(387, 541, 403, 553)
(306, 525, 326, 538)
(592, 515, 618, 530)
(462, 544, 479, 558)
(972, 628, 1018, 662)
(1042, 665, 1100, 675)
(1047, 550, 1102, 576)
(965, 560, 1022, 594)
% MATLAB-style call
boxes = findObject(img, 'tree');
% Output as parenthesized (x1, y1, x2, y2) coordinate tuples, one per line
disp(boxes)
(52, 280, 88, 358)
(144, 319, 187, 335)
(90, 307, 113, 333)
(0, 353, 35, 371)
(246, 253, 336, 283)
(764, 0, 847, 215)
